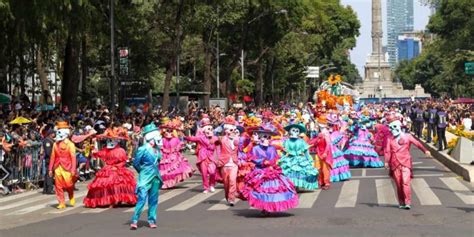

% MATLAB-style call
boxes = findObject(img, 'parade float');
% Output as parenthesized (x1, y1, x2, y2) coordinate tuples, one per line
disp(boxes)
(313, 74, 360, 110)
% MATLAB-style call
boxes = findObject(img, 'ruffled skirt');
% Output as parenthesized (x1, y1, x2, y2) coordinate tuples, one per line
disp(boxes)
(83, 166, 137, 208)
(160, 152, 195, 189)
(330, 150, 352, 182)
(241, 167, 298, 212)
(344, 142, 384, 168)
(278, 155, 319, 190)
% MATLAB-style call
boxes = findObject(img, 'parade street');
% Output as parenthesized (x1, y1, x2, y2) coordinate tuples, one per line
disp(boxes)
(1, 148, 472, 237)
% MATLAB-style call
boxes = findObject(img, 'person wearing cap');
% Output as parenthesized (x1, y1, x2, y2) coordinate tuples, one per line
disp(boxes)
(279, 122, 319, 190)
(216, 116, 240, 206)
(385, 115, 431, 210)
(241, 124, 298, 214)
(185, 118, 219, 193)
(48, 121, 77, 209)
(130, 123, 163, 230)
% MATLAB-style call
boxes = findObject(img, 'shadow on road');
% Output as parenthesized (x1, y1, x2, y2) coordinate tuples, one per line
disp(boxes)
(231, 209, 294, 218)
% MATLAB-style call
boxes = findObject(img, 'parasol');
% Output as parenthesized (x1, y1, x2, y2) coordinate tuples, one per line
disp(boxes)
(9, 116, 32, 125)
(0, 93, 11, 104)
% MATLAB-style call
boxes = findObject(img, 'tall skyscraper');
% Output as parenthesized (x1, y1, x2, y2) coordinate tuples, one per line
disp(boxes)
(387, 0, 414, 69)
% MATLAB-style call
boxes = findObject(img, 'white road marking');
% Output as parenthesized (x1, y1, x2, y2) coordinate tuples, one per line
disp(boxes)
(375, 179, 398, 206)
(335, 180, 359, 208)
(0, 194, 52, 211)
(124, 184, 200, 213)
(440, 177, 474, 205)
(208, 198, 240, 210)
(411, 178, 441, 205)
(297, 190, 321, 208)
(0, 191, 38, 203)
(166, 190, 223, 211)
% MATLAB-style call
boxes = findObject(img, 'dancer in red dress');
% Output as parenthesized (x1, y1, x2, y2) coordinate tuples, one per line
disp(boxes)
(83, 130, 137, 208)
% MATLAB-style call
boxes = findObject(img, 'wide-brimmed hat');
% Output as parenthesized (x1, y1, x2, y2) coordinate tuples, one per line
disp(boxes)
(56, 121, 70, 129)
(97, 127, 128, 140)
(386, 114, 400, 124)
(253, 123, 278, 136)
(200, 118, 212, 127)
(142, 123, 159, 136)
(223, 115, 237, 125)
(317, 115, 328, 127)
(284, 122, 307, 134)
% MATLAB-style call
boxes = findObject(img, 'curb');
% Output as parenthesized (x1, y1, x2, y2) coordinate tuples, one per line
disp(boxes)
(416, 137, 474, 183)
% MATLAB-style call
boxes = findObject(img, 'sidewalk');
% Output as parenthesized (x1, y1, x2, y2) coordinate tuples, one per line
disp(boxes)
(415, 132, 474, 183)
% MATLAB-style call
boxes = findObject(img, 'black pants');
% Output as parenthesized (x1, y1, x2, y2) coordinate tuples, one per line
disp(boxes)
(43, 162, 54, 194)
(414, 121, 423, 138)
(437, 127, 447, 150)
(427, 123, 437, 143)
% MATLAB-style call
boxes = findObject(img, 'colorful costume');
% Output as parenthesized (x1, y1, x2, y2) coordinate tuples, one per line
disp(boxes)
(130, 124, 163, 230)
(374, 123, 390, 156)
(185, 118, 218, 193)
(385, 116, 430, 209)
(313, 116, 333, 189)
(242, 126, 298, 212)
(216, 116, 239, 206)
(279, 123, 318, 190)
(329, 130, 351, 182)
(159, 120, 195, 189)
(344, 121, 384, 168)
(84, 141, 137, 208)
(49, 121, 76, 209)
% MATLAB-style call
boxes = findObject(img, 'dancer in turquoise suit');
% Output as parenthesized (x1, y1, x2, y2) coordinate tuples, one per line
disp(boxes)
(130, 124, 163, 230)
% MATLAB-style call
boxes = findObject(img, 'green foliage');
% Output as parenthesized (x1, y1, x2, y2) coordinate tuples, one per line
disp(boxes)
(1, 0, 362, 108)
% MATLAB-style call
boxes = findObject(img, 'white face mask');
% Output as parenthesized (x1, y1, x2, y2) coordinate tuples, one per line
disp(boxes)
(203, 126, 213, 137)
(106, 139, 118, 149)
(145, 130, 163, 148)
(289, 127, 300, 138)
(389, 120, 402, 137)
(55, 129, 70, 141)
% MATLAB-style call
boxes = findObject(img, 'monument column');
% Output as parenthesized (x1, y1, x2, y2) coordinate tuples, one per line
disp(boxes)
(371, 0, 383, 58)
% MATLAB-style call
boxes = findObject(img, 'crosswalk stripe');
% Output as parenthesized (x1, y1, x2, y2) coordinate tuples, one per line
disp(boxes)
(124, 184, 200, 213)
(0, 191, 38, 203)
(167, 189, 223, 211)
(411, 178, 441, 205)
(208, 198, 240, 211)
(297, 190, 321, 208)
(375, 179, 398, 206)
(335, 180, 359, 208)
(440, 177, 474, 205)
(46, 192, 89, 214)
(9, 200, 57, 215)
(0, 194, 52, 211)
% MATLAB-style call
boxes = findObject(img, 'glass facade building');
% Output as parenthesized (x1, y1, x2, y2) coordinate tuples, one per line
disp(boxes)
(387, 0, 414, 68)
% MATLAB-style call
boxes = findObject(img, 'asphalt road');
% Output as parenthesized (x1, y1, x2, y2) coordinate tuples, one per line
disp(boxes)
(1, 148, 473, 237)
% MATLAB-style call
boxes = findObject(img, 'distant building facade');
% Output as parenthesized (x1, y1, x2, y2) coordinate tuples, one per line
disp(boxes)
(387, 0, 414, 68)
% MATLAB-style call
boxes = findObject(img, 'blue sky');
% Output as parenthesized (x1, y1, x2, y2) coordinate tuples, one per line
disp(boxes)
(340, 0, 432, 78)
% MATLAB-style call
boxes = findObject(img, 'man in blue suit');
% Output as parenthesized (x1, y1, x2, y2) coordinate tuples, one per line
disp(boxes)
(130, 123, 163, 230)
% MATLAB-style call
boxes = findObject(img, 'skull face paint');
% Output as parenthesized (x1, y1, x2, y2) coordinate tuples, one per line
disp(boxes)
(162, 129, 173, 138)
(389, 120, 402, 138)
(106, 139, 118, 149)
(259, 134, 271, 147)
(289, 127, 300, 138)
(224, 124, 236, 137)
(144, 130, 163, 148)
(55, 128, 70, 142)
(202, 125, 213, 138)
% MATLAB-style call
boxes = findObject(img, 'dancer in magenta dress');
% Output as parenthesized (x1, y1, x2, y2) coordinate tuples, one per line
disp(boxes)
(327, 113, 351, 182)
(159, 120, 195, 189)
(344, 115, 384, 168)
(241, 125, 298, 213)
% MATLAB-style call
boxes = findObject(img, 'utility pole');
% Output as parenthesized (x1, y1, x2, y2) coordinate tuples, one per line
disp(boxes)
(110, 0, 115, 112)
(241, 50, 244, 80)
